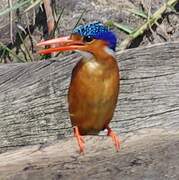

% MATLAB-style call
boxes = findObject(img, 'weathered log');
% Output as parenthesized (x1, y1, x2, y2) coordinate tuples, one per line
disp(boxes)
(0, 41, 179, 154)
(0, 129, 179, 180)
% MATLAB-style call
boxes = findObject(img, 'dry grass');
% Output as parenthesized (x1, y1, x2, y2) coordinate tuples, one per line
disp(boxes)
(0, 0, 178, 63)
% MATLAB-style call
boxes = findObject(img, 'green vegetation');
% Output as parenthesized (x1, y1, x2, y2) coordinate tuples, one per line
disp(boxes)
(109, 0, 178, 50)
(0, 0, 178, 62)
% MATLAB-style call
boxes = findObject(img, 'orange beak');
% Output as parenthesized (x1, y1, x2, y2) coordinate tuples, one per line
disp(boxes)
(36, 36, 84, 55)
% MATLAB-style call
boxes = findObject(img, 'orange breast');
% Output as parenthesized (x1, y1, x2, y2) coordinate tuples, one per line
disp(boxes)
(68, 57, 119, 135)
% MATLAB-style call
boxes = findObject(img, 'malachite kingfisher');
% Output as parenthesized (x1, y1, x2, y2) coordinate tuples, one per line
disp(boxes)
(37, 22, 120, 153)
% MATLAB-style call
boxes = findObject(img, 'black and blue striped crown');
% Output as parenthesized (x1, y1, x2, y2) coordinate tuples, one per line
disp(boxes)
(72, 22, 117, 51)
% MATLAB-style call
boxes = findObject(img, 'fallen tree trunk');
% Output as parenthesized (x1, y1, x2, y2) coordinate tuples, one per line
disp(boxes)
(0, 42, 179, 179)
(0, 41, 179, 154)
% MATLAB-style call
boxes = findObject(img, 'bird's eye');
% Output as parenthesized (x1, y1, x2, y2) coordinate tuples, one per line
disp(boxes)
(83, 36, 93, 43)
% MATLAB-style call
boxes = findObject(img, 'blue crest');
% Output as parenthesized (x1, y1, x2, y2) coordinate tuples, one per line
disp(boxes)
(72, 22, 117, 51)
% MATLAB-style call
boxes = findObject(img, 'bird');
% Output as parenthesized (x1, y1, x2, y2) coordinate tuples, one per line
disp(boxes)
(37, 21, 120, 153)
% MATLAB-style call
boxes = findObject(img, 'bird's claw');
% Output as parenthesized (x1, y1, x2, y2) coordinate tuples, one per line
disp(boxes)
(107, 126, 121, 151)
(74, 126, 85, 153)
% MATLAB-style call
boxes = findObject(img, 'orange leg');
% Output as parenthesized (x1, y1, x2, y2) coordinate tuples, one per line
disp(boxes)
(73, 126, 85, 153)
(106, 126, 121, 151)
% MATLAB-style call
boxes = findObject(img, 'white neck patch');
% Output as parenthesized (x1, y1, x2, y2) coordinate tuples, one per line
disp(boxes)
(76, 50, 94, 60)
(76, 47, 115, 60)
(104, 47, 115, 58)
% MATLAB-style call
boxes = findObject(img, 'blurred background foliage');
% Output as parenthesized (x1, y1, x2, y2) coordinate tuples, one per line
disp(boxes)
(0, 0, 178, 63)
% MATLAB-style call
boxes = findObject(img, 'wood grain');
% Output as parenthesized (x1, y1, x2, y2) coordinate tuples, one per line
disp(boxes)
(0, 129, 178, 180)
(0, 41, 179, 154)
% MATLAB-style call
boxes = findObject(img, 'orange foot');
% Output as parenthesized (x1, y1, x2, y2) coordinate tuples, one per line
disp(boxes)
(106, 126, 121, 151)
(73, 126, 85, 153)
